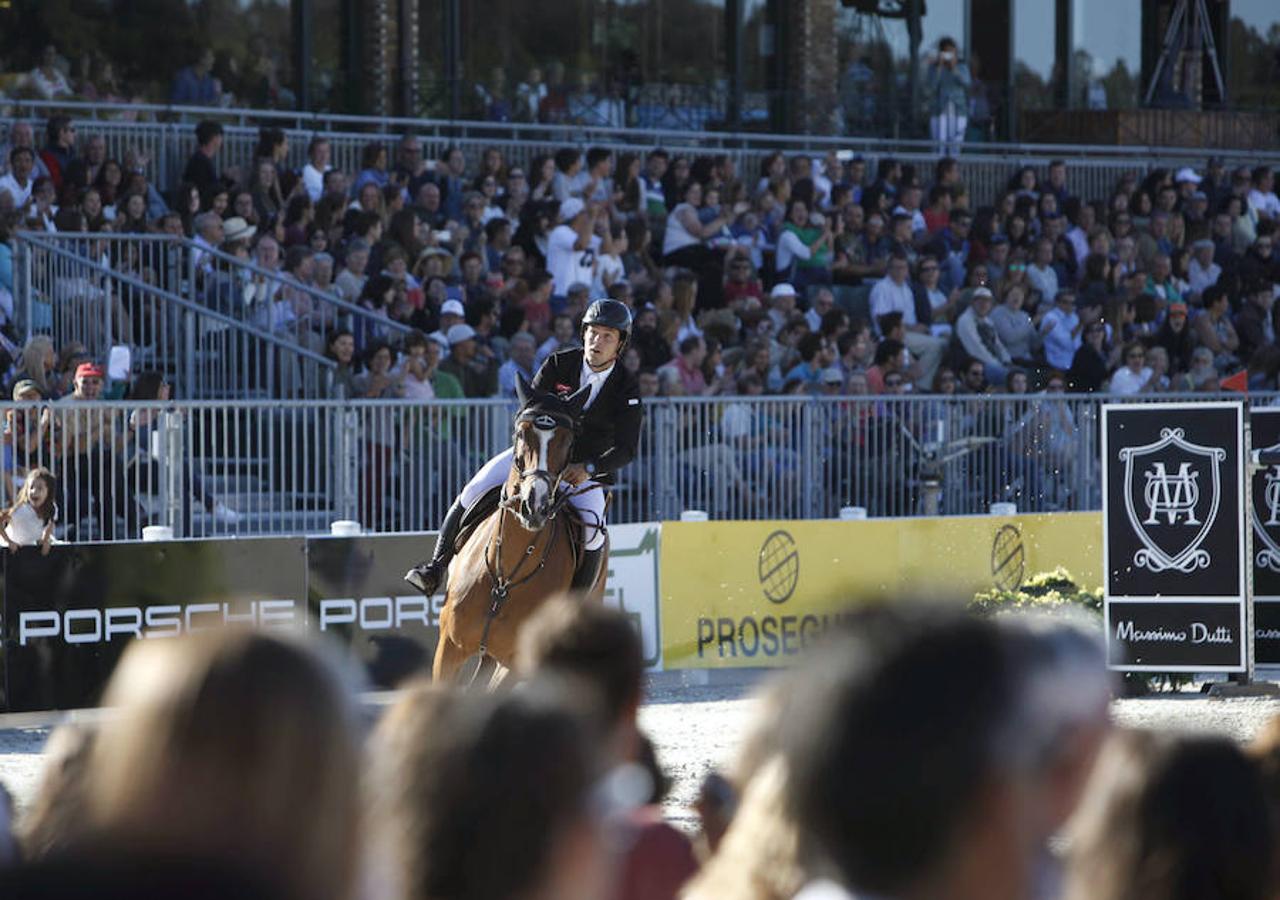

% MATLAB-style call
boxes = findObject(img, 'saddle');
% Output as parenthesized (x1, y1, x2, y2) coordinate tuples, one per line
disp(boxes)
(453, 484, 605, 572)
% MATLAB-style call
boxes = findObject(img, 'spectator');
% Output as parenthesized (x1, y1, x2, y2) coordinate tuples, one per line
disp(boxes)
(990, 284, 1041, 365)
(1194, 284, 1241, 372)
(776, 198, 834, 293)
(57, 362, 128, 540)
(1068, 320, 1110, 393)
(181, 121, 225, 200)
(782, 607, 1041, 900)
(84, 629, 362, 900)
(547, 198, 601, 298)
(925, 37, 971, 156)
(1109, 341, 1156, 395)
(26, 46, 73, 100)
(865, 338, 905, 394)
(662, 180, 729, 307)
(661, 335, 711, 396)
(870, 252, 944, 388)
(1187, 237, 1222, 297)
(498, 331, 536, 400)
(1039, 289, 1082, 372)
(0, 147, 36, 211)
(1235, 278, 1277, 363)
(170, 48, 221, 105)
(956, 287, 1013, 386)
(38, 116, 77, 196)
(1065, 731, 1274, 900)
(0, 465, 56, 552)
(439, 323, 498, 397)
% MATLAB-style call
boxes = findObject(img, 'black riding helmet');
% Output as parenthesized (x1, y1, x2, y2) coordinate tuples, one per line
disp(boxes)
(581, 298, 632, 349)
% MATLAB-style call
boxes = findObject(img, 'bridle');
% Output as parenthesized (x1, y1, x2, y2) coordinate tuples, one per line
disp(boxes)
(502, 407, 580, 520)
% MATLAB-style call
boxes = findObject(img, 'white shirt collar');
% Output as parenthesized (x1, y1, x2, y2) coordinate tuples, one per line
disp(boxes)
(579, 359, 614, 410)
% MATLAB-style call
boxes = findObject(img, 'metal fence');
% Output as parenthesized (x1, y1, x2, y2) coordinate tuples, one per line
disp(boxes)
(13, 232, 419, 399)
(5, 101, 1278, 217)
(0, 391, 1205, 544)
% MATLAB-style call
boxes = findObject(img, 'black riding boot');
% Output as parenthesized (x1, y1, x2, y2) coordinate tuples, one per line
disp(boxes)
(404, 499, 466, 595)
(570, 546, 605, 593)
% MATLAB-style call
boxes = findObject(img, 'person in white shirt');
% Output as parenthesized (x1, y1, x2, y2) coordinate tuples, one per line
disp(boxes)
(1186, 238, 1221, 298)
(955, 286, 1012, 385)
(1038, 289, 1082, 371)
(0, 147, 36, 210)
(1109, 341, 1155, 395)
(301, 136, 331, 203)
(546, 197, 601, 297)
(869, 252, 944, 388)
(1026, 237, 1060, 305)
(1248, 166, 1280, 222)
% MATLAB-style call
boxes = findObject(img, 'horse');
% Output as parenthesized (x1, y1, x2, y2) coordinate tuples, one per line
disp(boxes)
(432, 377, 610, 682)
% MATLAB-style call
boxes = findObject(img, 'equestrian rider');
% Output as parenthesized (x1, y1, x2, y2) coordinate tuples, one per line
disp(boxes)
(405, 297, 642, 595)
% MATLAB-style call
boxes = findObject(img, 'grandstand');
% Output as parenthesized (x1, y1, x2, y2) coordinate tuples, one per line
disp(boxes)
(1, 8, 1280, 541)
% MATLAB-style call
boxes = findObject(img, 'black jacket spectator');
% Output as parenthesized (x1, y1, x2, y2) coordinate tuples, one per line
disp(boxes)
(531, 349, 642, 484)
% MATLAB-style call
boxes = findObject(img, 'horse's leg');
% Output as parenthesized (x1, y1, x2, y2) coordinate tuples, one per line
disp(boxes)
(432, 631, 471, 682)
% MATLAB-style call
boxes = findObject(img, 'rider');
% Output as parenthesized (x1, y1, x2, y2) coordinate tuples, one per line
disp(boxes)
(405, 297, 642, 595)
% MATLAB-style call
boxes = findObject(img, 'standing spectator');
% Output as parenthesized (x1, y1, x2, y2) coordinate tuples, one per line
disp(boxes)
(170, 48, 221, 105)
(547, 198, 601, 298)
(925, 37, 971, 156)
(181, 121, 225, 200)
(0, 465, 56, 552)
(38, 117, 77, 197)
(301, 136, 331, 203)
(25, 46, 73, 100)
(57, 362, 126, 540)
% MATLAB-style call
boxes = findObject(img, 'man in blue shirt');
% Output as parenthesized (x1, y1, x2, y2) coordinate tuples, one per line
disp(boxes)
(171, 50, 221, 106)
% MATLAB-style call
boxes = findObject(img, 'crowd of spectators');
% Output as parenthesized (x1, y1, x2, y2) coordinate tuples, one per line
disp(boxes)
(4, 110, 1280, 410)
(1, 602, 1277, 900)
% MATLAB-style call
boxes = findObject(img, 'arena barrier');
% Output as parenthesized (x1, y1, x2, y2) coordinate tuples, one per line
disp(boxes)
(658, 512, 1103, 669)
(0, 521, 662, 715)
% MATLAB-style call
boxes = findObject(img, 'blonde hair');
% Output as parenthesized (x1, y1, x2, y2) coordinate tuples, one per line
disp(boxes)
(18, 336, 54, 396)
(86, 629, 362, 900)
(17, 723, 95, 861)
(682, 756, 806, 900)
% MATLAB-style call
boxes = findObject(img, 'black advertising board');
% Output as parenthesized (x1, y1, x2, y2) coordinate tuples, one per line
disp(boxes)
(1250, 407, 1280, 667)
(1, 539, 307, 713)
(306, 534, 442, 689)
(0, 533, 443, 714)
(1102, 402, 1246, 672)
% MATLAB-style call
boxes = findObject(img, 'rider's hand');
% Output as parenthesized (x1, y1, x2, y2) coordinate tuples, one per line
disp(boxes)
(562, 464, 589, 485)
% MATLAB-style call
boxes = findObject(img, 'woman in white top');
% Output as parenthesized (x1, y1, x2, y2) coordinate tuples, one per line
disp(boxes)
(1109, 341, 1156, 395)
(662, 181, 732, 309)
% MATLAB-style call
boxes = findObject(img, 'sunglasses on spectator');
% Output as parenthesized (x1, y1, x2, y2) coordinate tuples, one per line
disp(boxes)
(1008, 264, 1026, 272)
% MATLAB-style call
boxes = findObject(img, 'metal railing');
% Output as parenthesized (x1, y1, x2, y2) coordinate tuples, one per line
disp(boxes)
(5, 103, 1277, 218)
(4, 391, 1249, 545)
(14, 232, 337, 399)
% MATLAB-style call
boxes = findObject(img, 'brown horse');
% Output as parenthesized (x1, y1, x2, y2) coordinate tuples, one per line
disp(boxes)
(433, 380, 609, 681)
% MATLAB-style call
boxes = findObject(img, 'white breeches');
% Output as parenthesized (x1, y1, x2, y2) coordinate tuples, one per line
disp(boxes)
(458, 448, 607, 551)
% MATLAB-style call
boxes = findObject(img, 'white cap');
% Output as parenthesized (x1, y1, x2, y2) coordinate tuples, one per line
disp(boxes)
(1175, 167, 1202, 184)
(440, 299, 466, 318)
(973, 286, 994, 300)
(559, 197, 586, 222)
(770, 282, 797, 300)
(447, 323, 477, 345)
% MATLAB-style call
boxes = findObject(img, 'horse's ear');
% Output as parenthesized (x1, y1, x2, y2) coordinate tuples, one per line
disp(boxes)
(515, 373, 534, 408)
(565, 384, 591, 417)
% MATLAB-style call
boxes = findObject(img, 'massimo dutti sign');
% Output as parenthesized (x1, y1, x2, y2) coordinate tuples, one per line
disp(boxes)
(1102, 402, 1246, 673)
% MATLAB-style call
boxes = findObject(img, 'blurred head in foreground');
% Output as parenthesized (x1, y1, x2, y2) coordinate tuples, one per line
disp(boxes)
(370, 678, 617, 900)
(84, 628, 363, 900)
(1066, 729, 1275, 900)
(780, 606, 1064, 900)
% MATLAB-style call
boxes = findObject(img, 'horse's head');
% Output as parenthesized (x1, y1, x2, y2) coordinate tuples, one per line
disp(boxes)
(507, 374, 590, 530)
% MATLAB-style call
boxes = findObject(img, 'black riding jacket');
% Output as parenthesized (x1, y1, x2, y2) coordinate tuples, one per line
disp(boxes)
(531, 349, 643, 484)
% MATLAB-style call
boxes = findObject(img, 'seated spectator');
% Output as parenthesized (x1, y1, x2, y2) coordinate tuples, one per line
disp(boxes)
(865, 338, 905, 394)
(1194, 284, 1241, 372)
(662, 181, 730, 308)
(1234, 278, 1276, 363)
(498, 331, 536, 400)
(1109, 341, 1156, 395)
(439, 323, 498, 397)
(38, 117, 77, 196)
(955, 286, 1012, 385)
(1068, 319, 1110, 393)
(660, 335, 711, 396)
(990, 284, 1041, 365)
(0, 147, 37, 211)
(871, 251, 945, 388)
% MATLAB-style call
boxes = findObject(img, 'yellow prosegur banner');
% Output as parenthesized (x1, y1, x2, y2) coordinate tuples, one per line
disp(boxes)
(660, 512, 1103, 669)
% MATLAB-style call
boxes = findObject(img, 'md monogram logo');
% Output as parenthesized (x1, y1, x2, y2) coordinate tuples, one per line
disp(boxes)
(1121, 427, 1226, 574)
(1251, 443, 1280, 574)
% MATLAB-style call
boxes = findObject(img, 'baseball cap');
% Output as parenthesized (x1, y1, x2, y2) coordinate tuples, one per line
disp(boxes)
(972, 287, 994, 300)
(559, 198, 585, 222)
(820, 367, 845, 385)
(440, 299, 466, 318)
(770, 283, 797, 300)
(75, 362, 105, 380)
(1191, 238, 1215, 251)
(1167, 302, 1188, 318)
(446, 323, 477, 345)
(11, 379, 39, 399)
(1175, 167, 1202, 184)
